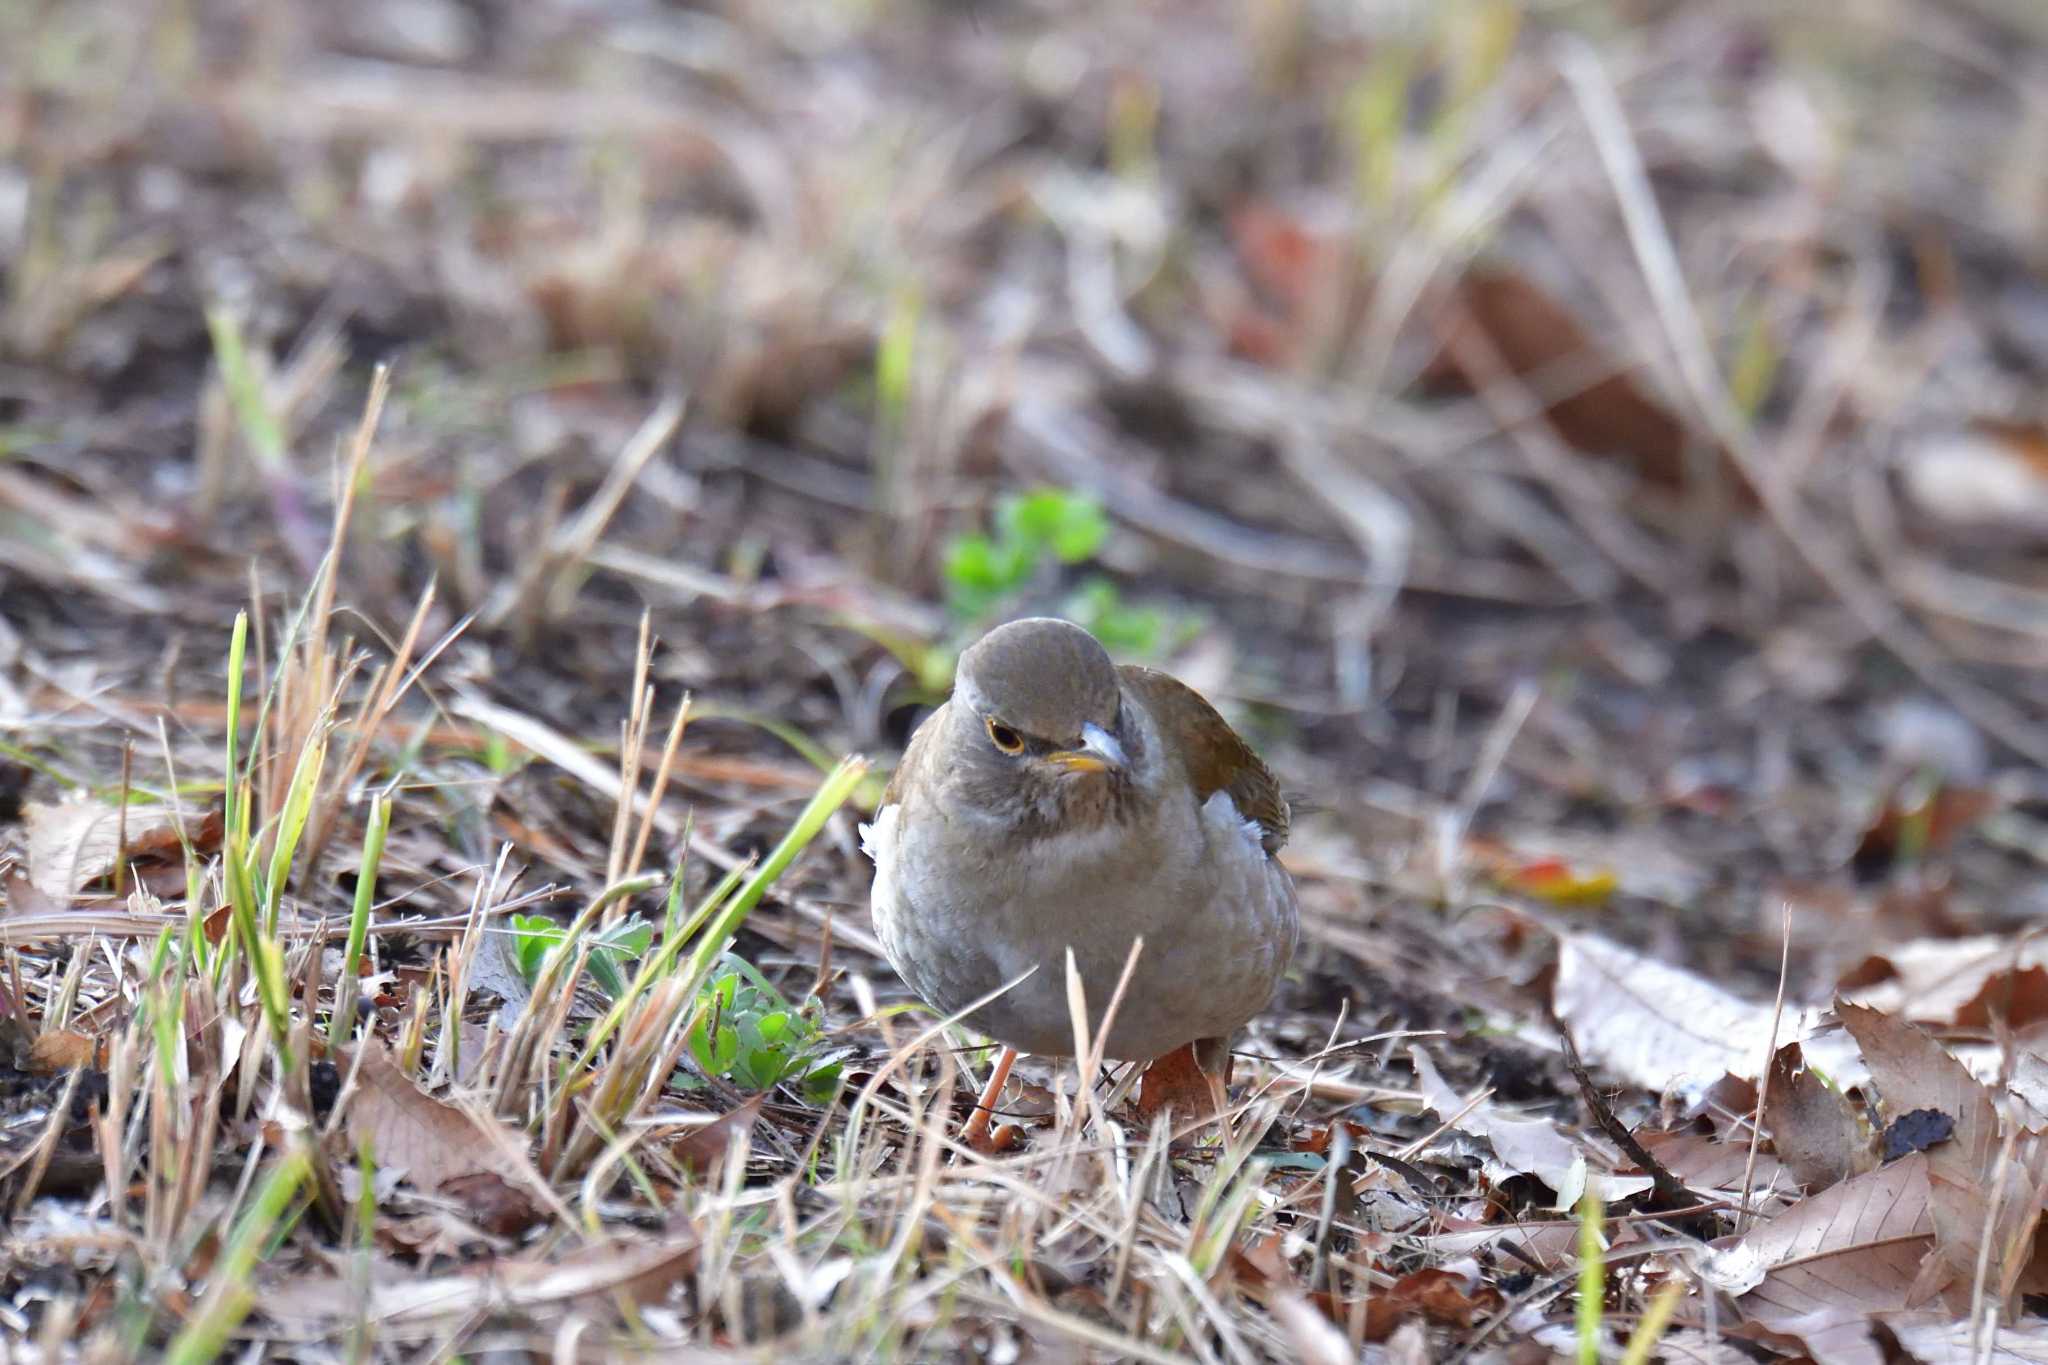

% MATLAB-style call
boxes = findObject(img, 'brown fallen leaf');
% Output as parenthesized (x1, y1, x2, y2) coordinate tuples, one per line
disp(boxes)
(1851, 783, 1999, 879)
(1633, 1128, 1788, 1203)
(435, 1172, 543, 1239)
(345, 1042, 531, 1198)
(23, 799, 222, 902)
(1359, 1267, 1504, 1343)
(1764, 1041, 1870, 1193)
(668, 1094, 765, 1177)
(1711, 1151, 1933, 1326)
(1839, 936, 2048, 1032)
(1425, 266, 1734, 497)
(26, 1030, 97, 1073)
(1837, 1003, 2034, 1306)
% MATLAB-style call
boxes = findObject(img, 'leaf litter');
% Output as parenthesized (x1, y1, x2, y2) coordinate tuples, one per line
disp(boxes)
(3, 0, 2048, 1360)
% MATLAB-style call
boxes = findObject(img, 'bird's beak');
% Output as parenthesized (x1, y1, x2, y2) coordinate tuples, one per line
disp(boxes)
(1048, 722, 1125, 776)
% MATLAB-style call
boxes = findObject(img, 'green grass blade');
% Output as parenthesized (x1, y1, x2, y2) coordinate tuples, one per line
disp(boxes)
(675, 756, 867, 1001)
(164, 1147, 310, 1365)
(1576, 1174, 1604, 1365)
(204, 307, 287, 469)
(263, 726, 328, 933)
(223, 612, 248, 845)
(331, 796, 390, 1046)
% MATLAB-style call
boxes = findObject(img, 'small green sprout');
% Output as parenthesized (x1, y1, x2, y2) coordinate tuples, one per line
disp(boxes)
(682, 954, 842, 1102)
(935, 488, 1196, 658)
(940, 487, 1108, 619)
(510, 912, 653, 1003)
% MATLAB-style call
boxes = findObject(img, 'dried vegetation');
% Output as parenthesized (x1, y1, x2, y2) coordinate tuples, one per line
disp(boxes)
(4, 0, 2048, 1360)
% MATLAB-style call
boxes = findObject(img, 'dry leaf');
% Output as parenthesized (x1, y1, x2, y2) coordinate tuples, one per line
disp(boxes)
(1710, 1152, 1933, 1323)
(27, 1031, 97, 1073)
(436, 1172, 543, 1238)
(1761, 1308, 2048, 1365)
(1426, 266, 1731, 496)
(1475, 849, 1619, 907)
(1553, 933, 1857, 1097)
(1634, 1128, 1787, 1202)
(1411, 1045, 1653, 1204)
(1839, 936, 2048, 1032)
(23, 799, 221, 902)
(1837, 1003, 2025, 1305)
(668, 1095, 765, 1177)
(1361, 1267, 1504, 1342)
(346, 1042, 528, 1196)
(1765, 1041, 1870, 1192)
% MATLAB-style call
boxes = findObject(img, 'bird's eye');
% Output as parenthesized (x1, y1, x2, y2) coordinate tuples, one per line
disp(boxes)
(985, 719, 1024, 754)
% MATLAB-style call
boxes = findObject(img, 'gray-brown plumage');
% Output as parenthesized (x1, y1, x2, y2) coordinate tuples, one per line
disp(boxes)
(863, 618, 1298, 1139)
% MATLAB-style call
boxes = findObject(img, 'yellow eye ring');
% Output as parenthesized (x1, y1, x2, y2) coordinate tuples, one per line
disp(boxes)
(985, 718, 1024, 754)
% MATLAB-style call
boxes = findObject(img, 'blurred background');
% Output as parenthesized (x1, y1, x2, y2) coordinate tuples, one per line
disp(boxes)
(4, 0, 2048, 998)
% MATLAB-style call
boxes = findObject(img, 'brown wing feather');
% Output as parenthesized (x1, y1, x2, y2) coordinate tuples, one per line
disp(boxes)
(1118, 666, 1289, 853)
(881, 701, 948, 809)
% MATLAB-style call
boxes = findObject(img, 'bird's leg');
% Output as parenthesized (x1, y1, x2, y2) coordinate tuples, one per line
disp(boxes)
(960, 1045, 1020, 1154)
(1194, 1035, 1233, 1128)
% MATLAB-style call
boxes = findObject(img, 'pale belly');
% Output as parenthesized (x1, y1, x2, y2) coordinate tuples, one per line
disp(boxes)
(864, 794, 1297, 1060)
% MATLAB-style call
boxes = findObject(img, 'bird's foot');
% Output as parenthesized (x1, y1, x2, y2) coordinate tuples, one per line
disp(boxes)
(958, 1046, 1022, 1155)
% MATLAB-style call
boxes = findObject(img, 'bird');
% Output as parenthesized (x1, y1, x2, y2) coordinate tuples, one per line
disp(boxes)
(862, 617, 1298, 1151)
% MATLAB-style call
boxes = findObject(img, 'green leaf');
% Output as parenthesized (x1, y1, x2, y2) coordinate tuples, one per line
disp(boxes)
(998, 489, 1108, 563)
(802, 1060, 844, 1103)
(509, 914, 563, 983)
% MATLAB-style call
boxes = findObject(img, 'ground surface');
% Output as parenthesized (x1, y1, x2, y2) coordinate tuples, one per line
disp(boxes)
(4, 1, 2048, 1360)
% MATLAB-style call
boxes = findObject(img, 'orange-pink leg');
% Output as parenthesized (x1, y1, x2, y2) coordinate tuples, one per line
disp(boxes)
(961, 1046, 1020, 1153)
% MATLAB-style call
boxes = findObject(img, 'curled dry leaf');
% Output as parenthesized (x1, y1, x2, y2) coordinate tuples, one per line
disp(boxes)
(23, 799, 222, 902)
(1764, 1041, 1870, 1193)
(1839, 935, 2048, 1032)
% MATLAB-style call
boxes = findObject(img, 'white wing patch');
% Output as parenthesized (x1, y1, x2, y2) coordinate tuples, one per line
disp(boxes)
(1199, 789, 1267, 855)
(859, 804, 900, 864)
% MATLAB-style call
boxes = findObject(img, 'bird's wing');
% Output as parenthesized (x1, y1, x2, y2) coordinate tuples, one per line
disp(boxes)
(1117, 666, 1289, 854)
(879, 700, 949, 810)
